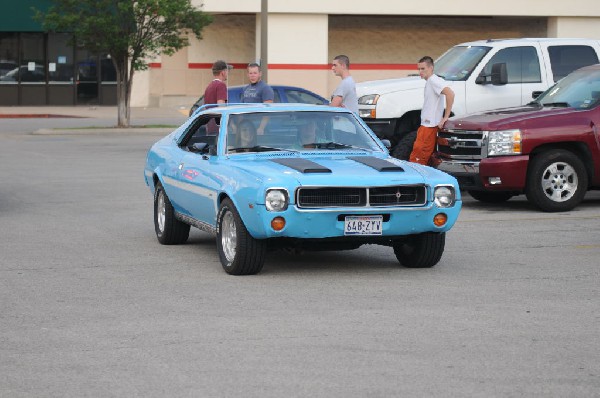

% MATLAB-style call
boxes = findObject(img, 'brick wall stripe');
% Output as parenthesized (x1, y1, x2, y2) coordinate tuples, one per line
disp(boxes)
(186, 63, 415, 71)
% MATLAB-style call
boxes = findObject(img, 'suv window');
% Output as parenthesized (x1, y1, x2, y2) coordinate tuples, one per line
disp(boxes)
(548, 45, 599, 82)
(482, 46, 541, 84)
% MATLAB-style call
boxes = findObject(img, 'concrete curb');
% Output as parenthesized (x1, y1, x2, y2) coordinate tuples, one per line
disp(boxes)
(33, 127, 175, 135)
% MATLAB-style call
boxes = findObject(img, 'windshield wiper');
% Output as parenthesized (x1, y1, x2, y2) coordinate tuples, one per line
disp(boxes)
(229, 145, 298, 153)
(541, 102, 570, 108)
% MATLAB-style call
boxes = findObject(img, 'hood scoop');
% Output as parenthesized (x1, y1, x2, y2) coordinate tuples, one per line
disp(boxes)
(348, 156, 404, 172)
(270, 158, 332, 173)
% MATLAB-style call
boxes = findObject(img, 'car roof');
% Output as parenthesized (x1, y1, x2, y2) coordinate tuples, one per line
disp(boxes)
(227, 84, 318, 91)
(196, 102, 347, 115)
(458, 37, 600, 47)
(576, 63, 600, 72)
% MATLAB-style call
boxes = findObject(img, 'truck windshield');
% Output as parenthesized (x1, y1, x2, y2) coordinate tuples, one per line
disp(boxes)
(535, 68, 600, 110)
(435, 46, 491, 81)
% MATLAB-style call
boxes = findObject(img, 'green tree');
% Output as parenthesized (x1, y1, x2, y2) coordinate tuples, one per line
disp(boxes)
(37, 0, 212, 127)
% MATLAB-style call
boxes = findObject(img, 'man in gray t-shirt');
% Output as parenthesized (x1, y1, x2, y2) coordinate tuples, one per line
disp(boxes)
(330, 55, 358, 114)
(241, 63, 274, 103)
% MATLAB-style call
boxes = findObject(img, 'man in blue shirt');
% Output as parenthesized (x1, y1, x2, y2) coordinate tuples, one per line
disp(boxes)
(241, 63, 274, 103)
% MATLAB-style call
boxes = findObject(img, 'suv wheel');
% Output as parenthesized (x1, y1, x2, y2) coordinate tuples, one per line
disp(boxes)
(525, 150, 588, 212)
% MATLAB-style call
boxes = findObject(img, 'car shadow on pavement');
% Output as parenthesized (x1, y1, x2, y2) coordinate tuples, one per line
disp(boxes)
(261, 248, 418, 275)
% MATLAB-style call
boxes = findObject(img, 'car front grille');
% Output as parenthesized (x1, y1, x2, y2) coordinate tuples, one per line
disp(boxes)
(296, 185, 426, 208)
(437, 129, 485, 160)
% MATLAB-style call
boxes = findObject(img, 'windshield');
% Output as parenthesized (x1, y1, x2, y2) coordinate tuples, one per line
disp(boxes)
(226, 111, 382, 154)
(535, 68, 600, 110)
(434, 45, 491, 81)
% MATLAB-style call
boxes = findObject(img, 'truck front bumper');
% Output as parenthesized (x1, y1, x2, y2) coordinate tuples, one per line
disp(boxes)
(361, 118, 396, 139)
(438, 155, 529, 191)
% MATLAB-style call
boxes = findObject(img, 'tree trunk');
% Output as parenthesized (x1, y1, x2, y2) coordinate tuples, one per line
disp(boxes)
(114, 56, 131, 127)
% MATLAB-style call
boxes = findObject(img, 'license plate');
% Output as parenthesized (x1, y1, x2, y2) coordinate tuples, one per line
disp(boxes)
(344, 215, 383, 236)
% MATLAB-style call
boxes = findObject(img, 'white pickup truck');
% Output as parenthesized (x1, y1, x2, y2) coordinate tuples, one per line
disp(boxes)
(356, 38, 600, 159)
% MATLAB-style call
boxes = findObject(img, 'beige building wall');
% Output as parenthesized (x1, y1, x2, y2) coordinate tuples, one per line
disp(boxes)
(131, 1, 600, 107)
(265, 14, 329, 100)
(327, 16, 547, 96)
(548, 17, 600, 38)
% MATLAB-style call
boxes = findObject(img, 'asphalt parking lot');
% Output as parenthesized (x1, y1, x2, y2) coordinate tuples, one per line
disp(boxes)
(1, 111, 599, 397)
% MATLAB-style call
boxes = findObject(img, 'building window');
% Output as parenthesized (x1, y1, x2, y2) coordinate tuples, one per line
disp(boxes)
(20, 32, 46, 82)
(0, 33, 19, 83)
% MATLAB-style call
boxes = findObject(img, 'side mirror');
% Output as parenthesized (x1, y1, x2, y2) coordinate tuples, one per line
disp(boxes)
(491, 63, 508, 85)
(532, 91, 543, 99)
(380, 139, 392, 149)
(475, 73, 487, 84)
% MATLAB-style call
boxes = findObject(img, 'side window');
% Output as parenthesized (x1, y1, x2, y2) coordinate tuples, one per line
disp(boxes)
(521, 47, 541, 83)
(548, 45, 599, 82)
(180, 115, 221, 151)
(482, 46, 540, 84)
(273, 89, 282, 103)
(285, 89, 326, 104)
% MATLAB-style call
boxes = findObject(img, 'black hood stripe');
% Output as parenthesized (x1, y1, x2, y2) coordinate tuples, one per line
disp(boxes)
(270, 158, 332, 173)
(348, 156, 404, 172)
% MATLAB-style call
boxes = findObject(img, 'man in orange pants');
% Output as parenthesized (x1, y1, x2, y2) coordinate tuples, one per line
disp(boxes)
(409, 56, 455, 165)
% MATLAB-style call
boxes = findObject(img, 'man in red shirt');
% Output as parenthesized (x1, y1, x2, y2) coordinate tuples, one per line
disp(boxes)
(204, 60, 232, 104)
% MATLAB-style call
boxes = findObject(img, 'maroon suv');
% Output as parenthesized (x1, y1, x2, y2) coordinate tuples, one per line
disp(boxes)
(436, 64, 600, 212)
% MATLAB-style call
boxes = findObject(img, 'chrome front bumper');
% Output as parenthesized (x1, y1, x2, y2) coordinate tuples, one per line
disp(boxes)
(438, 160, 480, 175)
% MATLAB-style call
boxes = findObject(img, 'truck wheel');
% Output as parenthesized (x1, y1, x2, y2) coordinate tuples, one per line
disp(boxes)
(393, 232, 445, 268)
(525, 150, 588, 212)
(468, 190, 514, 203)
(391, 130, 417, 160)
(154, 181, 190, 245)
(216, 198, 266, 275)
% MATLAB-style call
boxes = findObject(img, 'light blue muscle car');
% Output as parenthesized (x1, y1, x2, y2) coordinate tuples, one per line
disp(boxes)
(144, 103, 461, 275)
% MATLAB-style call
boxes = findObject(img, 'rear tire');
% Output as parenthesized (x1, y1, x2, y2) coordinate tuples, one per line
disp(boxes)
(154, 181, 190, 245)
(393, 232, 445, 268)
(216, 199, 266, 275)
(525, 150, 587, 212)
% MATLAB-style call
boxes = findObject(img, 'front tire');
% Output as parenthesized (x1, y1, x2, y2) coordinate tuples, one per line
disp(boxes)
(393, 232, 445, 268)
(216, 199, 266, 275)
(468, 190, 514, 203)
(154, 182, 190, 244)
(525, 150, 588, 212)
(391, 130, 417, 161)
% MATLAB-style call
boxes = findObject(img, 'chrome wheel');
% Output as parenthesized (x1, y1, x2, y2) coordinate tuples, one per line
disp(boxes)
(157, 190, 166, 233)
(221, 210, 237, 262)
(540, 161, 578, 202)
(526, 150, 588, 212)
(153, 182, 190, 244)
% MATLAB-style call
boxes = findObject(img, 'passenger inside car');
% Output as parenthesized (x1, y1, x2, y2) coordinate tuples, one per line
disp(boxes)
(235, 120, 257, 150)
(297, 119, 322, 149)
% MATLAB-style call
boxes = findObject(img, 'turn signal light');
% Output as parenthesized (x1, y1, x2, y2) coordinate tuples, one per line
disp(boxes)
(433, 213, 447, 227)
(271, 217, 286, 231)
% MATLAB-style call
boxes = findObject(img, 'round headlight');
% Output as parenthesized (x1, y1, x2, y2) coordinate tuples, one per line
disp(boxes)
(265, 189, 288, 212)
(434, 186, 455, 208)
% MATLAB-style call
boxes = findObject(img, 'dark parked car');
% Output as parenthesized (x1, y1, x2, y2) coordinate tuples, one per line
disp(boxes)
(189, 84, 328, 116)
